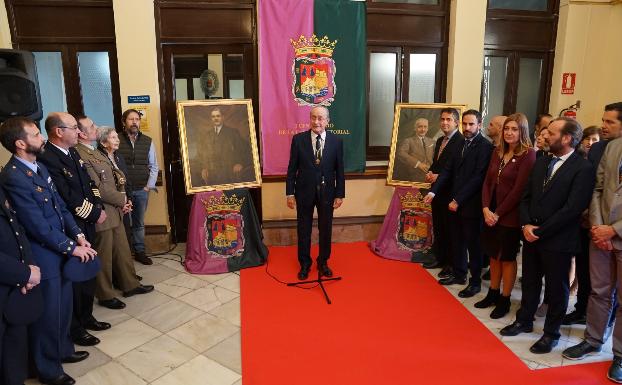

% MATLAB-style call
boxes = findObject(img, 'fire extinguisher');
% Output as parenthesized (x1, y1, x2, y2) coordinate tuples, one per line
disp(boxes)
(559, 100, 580, 119)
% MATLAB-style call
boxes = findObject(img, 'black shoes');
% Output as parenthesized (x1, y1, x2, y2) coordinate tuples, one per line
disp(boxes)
(297, 265, 310, 280)
(490, 295, 511, 319)
(438, 275, 467, 286)
(562, 310, 587, 325)
(474, 288, 499, 308)
(134, 252, 153, 265)
(423, 259, 442, 269)
(123, 284, 155, 297)
(40, 373, 76, 385)
(411, 252, 433, 264)
(500, 321, 533, 336)
(438, 267, 453, 279)
(608, 356, 622, 383)
(84, 319, 111, 331)
(458, 284, 481, 298)
(72, 331, 100, 346)
(61, 351, 89, 363)
(318, 263, 333, 278)
(98, 297, 126, 309)
(529, 335, 559, 354)
(562, 340, 601, 360)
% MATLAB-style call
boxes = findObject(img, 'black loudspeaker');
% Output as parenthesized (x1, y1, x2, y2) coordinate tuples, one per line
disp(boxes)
(0, 49, 42, 123)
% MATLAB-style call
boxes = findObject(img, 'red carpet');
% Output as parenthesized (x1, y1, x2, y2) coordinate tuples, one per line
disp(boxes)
(241, 242, 610, 385)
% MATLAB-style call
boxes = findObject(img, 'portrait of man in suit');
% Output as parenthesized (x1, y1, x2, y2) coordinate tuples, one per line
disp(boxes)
(178, 100, 262, 193)
(388, 104, 464, 188)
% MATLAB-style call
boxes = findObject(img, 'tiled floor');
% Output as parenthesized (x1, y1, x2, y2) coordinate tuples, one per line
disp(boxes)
(430, 263, 614, 370)
(26, 244, 242, 385)
(25, 244, 613, 384)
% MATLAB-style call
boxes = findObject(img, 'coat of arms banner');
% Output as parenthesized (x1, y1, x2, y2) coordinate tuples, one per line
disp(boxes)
(258, 0, 367, 175)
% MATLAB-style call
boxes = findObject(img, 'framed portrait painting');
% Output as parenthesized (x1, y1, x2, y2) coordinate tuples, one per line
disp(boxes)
(177, 99, 262, 194)
(387, 103, 466, 189)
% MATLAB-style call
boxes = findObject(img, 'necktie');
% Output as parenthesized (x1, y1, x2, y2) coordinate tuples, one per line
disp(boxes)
(421, 137, 429, 163)
(437, 136, 449, 160)
(461, 139, 472, 157)
(315, 135, 322, 164)
(546, 156, 560, 180)
(618, 161, 622, 184)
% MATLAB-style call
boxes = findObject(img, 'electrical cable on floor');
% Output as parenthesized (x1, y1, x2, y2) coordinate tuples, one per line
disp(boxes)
(264, 254, 319, 290)
(145, 243, 184, 267)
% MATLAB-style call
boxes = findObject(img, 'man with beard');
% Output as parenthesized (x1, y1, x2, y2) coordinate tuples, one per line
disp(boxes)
(117, 109, 159, 265)
(500, 117, 594, 354)
(0, 117, 98, 385)
(424, 110, 493, 298)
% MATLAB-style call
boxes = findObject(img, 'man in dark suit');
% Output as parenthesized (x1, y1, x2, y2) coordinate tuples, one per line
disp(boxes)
(192, 107, 252, 186)
(424, 109, 493, 298)
(0, 184, 42, 385)
(286, 106, 345, 280)
(500, 117, 594, 354)
(0, 117, 98, 385)
(37, 112, 111, 348)
(420, 108, 464, 272)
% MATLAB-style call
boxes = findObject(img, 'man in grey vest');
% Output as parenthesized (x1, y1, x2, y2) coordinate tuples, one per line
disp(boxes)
(117, 109, 159, 265)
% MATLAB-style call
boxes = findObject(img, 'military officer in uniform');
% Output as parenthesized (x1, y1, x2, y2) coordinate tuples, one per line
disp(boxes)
(0, 117, 98, 385)
(76, 124, 153, 309)
(38, 112, 111, 347)
(0, 184, 42, 385)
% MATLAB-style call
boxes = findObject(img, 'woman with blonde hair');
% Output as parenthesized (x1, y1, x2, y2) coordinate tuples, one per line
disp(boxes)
(475, 113, 537, 318)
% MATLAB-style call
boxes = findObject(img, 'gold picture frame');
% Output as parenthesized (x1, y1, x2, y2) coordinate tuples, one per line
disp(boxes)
(387, 103, 466, 189)
(177, 99, 262, 194)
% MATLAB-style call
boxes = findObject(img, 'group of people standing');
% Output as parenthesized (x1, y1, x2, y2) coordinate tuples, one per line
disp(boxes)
(0, 109, 159, 385)
(416, 102, 622, 383)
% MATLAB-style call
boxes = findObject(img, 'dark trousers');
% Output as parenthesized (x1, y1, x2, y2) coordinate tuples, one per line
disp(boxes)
(574, 227, 591, 314)
(29, 277, 74, 379)
(517, 242, 572, 339)
(70, 278, 96, 339)
(450, 214, 483, 285)
(431, 197, 452, 267)
(296, 188, 334, 268)
(0, 322, 28, 385)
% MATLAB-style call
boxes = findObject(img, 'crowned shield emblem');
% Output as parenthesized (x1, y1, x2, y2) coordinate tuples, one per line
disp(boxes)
(290, 34, 337, 107)
(202, 194, 246, 258)
(396, 192, 433, 252)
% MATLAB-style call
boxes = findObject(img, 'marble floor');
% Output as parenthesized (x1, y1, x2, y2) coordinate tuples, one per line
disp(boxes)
(25, 244, 612, 384)
(26, 244, 242, 385)
(430, 263, 614, 370)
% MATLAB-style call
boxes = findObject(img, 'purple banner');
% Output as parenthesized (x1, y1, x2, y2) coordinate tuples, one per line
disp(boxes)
(258, 0, 314, 175)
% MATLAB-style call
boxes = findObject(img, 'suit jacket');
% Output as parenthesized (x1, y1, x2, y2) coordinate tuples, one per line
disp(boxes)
(588, 139, 610, 169)
(432, 132, 494, 218)
(286, 130, 345, 205)
(429, 131, 464, 200)
(396, 135, 435, 181)
(37, 142, 103, 242)
(589, 137, 622, 250)
(192, 125, 253, 186)
(0, 186, 35, 319)
(520, 151, 594, 253)
(74, 143, 126, 232)
(482, 148, 536, 227)
(0, 157, 82, 280)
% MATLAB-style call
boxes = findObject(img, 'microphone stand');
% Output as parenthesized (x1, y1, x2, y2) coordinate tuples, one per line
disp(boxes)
(287, 271, 342, 305)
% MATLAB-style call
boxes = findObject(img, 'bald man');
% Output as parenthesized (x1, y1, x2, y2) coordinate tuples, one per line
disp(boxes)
(486, 115, 507, 147)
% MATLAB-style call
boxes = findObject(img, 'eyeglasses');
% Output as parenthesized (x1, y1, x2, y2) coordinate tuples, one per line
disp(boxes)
(58, 125, 79, 131)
